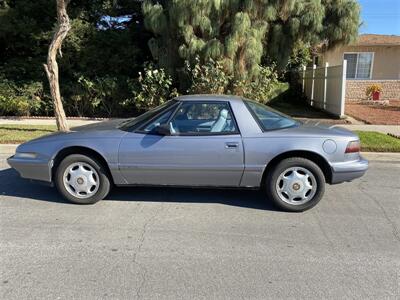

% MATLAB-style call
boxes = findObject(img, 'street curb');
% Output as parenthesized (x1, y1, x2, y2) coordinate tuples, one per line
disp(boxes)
(361, 152, 400, 162)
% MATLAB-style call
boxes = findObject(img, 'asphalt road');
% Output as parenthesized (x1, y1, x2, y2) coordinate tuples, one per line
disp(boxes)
(1, 150, 399, 299)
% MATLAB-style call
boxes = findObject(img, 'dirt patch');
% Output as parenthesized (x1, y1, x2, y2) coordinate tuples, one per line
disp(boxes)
(345, 100, 400, 125)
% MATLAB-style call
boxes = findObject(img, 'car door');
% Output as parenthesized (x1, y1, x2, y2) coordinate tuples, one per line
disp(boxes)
(118, 101, 244, 186)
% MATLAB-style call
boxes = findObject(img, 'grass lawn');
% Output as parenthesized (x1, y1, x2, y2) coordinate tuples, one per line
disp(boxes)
(355, 131, 400, 152)
(0, 124, 57, 144)
(0, 124, 399, 152)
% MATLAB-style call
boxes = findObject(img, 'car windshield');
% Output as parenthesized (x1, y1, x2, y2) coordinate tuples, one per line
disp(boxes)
(118, 100, 178, 131)
(244, 100, 298, 131)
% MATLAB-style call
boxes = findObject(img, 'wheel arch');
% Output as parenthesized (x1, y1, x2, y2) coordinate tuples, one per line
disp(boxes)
(261, 150, 333, 186)
(52, 146, 114, 184)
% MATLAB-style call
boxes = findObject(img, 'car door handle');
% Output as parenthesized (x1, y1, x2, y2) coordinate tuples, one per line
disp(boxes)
(225, 142, 239, 149)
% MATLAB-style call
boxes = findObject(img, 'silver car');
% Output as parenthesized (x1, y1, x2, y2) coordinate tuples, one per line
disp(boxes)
(7, 95, 368, 212)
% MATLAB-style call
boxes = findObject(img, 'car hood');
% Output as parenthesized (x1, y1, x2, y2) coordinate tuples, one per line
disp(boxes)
(20, 119, 128, 147)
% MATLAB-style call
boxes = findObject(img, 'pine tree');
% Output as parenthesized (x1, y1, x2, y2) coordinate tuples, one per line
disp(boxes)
(143, 0, 360, 82)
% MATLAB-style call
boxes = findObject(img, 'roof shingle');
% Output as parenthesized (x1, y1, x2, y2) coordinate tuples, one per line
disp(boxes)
(353, 34, 400, 46)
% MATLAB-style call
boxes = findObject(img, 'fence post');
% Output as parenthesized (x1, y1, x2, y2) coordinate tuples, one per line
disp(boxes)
(340, 60, 347, 117)
(302, 65, 306, 94)
(323, 62, 329, 110)
(310, 64, 316, 106)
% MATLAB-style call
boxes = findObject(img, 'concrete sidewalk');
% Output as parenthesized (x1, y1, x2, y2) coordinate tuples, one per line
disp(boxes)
(0, 117, 105, 127)
(337, 124, 400, 136)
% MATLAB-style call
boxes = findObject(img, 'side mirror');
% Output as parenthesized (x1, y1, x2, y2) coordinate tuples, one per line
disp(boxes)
(154, 124, 171, 136)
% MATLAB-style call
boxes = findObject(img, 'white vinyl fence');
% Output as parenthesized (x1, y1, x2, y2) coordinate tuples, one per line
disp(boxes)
(298, 61, 347, 117)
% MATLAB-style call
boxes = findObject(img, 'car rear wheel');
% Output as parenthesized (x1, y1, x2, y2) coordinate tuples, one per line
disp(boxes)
(265, 157, 325, 212)
(55, 154, 111, 204)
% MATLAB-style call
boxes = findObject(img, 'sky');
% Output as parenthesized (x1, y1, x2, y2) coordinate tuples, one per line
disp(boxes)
(358, 0, 400, 35)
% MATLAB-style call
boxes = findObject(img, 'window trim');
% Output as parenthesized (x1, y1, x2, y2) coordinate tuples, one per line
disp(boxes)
(163, 100, 241, 136)
(243, 100, 265, 132)
(343, 52, 374, 80)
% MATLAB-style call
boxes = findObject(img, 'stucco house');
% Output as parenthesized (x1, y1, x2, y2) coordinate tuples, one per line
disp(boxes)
(317, 34, 400, 101)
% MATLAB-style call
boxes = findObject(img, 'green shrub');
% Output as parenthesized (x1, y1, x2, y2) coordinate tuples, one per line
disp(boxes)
(65, 76, 99, 117)
(132, 63, 178, 110)
(93, 76, 129, 117)
(286, 41, 312, 72)
(184, 57, 280, 103)
(232, 65, 279, 102)
(64, 76, 130, 117)
(185, 56, 232, 94)
(0, 79, 49, 116)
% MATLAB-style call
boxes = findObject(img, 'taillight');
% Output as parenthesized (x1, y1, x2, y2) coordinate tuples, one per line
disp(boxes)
(345, 140, 361, 153)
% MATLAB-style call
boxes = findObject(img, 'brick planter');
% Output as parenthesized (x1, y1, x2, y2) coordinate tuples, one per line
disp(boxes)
(346, 80, 400, 102)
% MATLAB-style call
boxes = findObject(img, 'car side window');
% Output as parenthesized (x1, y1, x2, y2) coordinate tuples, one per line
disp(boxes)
(169, 102, 238, 135)
(244, 100, 298, 131)
(140, 106, 176, 133)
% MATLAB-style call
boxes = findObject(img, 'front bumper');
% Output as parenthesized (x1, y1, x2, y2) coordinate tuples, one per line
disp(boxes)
(7, 155, 52, 183)
(330, 156, 369, 184)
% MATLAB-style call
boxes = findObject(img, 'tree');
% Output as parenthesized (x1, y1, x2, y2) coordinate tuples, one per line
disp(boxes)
(43, 0, 71, 131)
(0, 0, 148, 118)
(142, 0, 360, 82)
(43, 0, 71, 130)
(285, 41, 312, 72)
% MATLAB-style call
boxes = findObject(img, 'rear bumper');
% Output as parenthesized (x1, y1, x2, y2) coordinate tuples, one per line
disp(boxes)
(330, 156, 368, 184)
(7, 155, 52, 183)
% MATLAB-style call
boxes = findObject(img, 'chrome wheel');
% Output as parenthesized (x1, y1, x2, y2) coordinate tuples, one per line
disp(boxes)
(275, 167, 317, 205)
(63, 162, 100, 199)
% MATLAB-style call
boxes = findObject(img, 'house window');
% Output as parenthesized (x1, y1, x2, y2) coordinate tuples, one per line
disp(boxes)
(344, 52, 373, 79)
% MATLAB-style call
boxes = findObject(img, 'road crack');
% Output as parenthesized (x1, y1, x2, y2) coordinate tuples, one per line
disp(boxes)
(358, 183, 400, 243)
(133, 204, 165, 299)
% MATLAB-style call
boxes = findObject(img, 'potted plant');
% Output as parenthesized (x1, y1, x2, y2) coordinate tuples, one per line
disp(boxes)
(366, 84, 383, 101)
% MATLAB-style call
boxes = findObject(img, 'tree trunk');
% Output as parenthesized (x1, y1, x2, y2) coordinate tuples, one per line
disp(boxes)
(44, 0, 70, 131)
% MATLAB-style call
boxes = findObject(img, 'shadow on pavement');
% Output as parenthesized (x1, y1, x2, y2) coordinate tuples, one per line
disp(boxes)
(0, 168, 278, 211)
(0, 168, 65, 203)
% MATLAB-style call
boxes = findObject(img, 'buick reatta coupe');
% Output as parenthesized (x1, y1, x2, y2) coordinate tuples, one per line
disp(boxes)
(7, 95, 368, 211)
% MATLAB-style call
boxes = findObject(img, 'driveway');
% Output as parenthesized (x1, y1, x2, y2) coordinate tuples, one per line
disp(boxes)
(1, 150, 399, 299)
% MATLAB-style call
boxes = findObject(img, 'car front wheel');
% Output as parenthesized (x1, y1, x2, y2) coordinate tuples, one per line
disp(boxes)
(265, 157, 325, 212)
(55, 154, 111, 204)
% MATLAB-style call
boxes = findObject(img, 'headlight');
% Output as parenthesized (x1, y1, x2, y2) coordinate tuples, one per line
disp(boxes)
(15, 152, 38, 159)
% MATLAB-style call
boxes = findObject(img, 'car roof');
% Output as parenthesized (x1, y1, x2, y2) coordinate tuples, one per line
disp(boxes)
(174, 94, 244, 102)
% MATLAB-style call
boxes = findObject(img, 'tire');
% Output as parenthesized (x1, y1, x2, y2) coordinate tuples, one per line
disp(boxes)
(55, 154, 111, 204)
(265, 157, 325, 212)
